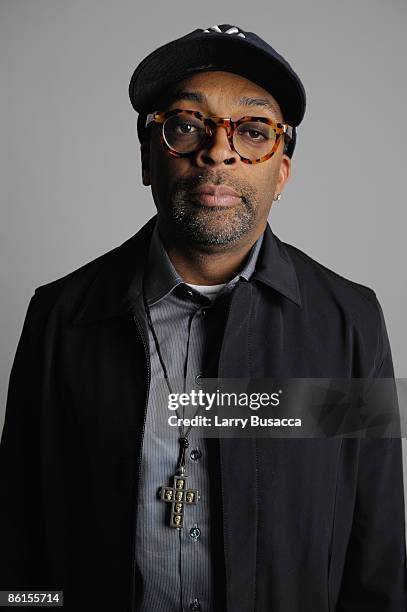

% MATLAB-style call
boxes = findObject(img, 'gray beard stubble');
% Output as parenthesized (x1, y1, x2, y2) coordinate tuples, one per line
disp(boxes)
(167, 176, 259, 246)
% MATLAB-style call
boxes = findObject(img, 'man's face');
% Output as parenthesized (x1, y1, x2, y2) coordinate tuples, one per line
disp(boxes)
(141, 70, 291, 250)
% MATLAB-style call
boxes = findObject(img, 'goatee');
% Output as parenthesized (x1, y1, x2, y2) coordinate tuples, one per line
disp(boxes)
(166, 173, 260, 246)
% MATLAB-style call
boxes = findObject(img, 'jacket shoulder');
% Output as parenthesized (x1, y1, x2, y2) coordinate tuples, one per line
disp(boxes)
(31, 235, 135, 311)
(281, 239, 391, 373)
(280, 238, 384, 336)
(26, 216, 157, 324)
(283, 240, 379, 304)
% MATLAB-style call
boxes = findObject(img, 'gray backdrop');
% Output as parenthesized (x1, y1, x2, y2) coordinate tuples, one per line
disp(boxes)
(1, 0, 406, 528)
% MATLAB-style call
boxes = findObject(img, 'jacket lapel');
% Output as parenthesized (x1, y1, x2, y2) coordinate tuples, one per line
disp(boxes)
(215, 226, 302, 611)
(72, 215, 157, 328)
(217, 281, 259, 612)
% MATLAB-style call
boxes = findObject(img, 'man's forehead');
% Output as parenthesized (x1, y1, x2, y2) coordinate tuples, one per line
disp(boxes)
(176, 70, 275, 98)
(163, 72, 283, 117)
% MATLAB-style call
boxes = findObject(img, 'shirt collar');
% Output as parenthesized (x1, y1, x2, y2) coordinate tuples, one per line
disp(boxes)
(144, 219, 264, 306)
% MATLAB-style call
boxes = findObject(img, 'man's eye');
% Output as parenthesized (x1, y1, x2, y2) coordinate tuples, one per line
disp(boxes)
(247, 129, 265, 140)
(175, 122, 197, 134)
(238, 127, 267, 141)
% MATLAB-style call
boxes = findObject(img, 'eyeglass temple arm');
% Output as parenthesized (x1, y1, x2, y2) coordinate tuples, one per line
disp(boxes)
(284, 125, 293, 139)
(145, 112, 157, 128)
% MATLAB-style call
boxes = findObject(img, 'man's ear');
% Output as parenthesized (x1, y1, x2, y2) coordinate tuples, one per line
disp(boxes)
(276, 153, 291, 195)
(141, 140, 150, 186)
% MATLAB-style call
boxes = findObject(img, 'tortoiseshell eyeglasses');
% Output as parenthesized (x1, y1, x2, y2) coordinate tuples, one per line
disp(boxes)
(145, 108, 293, 164)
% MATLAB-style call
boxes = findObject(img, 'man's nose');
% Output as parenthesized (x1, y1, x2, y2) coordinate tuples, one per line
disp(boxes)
(195, 124, 240, 166)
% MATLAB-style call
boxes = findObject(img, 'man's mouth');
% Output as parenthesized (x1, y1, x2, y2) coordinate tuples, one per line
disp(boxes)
(190, 184, 241, 207)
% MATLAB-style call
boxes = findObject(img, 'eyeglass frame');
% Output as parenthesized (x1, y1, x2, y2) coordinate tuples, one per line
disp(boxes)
(144, 108, 293, 164)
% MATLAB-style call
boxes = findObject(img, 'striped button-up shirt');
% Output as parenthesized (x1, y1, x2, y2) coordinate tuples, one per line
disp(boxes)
(135, 219, 264, 612)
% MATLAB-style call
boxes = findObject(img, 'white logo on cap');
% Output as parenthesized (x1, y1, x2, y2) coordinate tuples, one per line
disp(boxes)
(201, 25, 246, 38)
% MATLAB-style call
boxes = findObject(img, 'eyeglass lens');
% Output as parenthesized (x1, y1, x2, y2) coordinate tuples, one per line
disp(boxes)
(162, 113, 277, 159)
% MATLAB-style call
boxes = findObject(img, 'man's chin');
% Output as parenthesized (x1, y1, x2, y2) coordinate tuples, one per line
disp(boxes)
(170, 218, 252, 247)
(162, 199, 257, 247)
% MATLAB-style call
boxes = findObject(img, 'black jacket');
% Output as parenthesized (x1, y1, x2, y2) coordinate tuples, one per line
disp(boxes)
(1, 215, 406, 611)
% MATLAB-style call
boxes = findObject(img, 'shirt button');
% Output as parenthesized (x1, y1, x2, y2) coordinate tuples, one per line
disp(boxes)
(189, 598, 201, 611)
(186, 289, 194, 296)
(190, 448, 202, 461)
(189, 525, 201, 541)
(195, 373, 204, 385)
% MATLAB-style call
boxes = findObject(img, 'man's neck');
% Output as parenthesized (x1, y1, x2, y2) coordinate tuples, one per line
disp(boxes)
(157, 224, 262, 285)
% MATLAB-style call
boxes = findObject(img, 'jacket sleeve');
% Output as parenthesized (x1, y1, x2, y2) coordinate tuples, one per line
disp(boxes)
(0, 290, 49, 590)
(337, 297, 407, 611)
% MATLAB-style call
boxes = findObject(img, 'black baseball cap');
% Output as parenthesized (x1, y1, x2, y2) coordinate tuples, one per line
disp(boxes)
(129, 24, 306, 158)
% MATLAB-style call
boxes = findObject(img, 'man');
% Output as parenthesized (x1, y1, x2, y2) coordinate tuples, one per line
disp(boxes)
(0, 23, 406, 612)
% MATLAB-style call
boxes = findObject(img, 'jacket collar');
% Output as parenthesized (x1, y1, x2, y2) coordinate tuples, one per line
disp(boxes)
(73, 214, 301, 325)
(72, 216, 156, 325)
(251, 223, 302, 307)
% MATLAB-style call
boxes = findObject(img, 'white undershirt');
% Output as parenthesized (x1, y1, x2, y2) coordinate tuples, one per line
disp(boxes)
(185, 282, 228, 302)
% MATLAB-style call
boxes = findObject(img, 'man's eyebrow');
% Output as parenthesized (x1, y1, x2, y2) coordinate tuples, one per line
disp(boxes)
(167, 90, 279, 115)
(237, 95, 279, 114)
